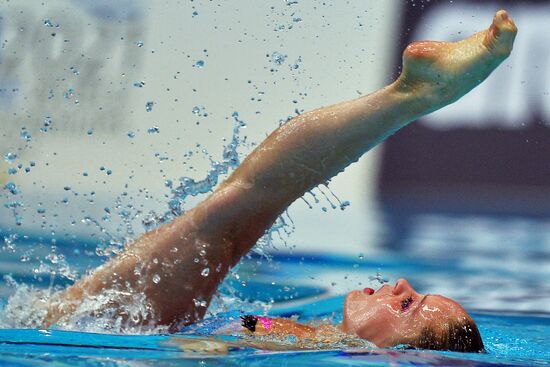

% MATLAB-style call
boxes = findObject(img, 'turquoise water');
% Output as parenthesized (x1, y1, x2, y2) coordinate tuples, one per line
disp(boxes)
(1, 211, 549, 366)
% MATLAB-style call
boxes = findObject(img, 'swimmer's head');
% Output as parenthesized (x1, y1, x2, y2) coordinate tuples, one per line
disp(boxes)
(342, 278, 484, 352)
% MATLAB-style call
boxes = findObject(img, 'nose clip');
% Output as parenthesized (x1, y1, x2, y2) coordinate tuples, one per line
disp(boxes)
(363, 287, 375, 295)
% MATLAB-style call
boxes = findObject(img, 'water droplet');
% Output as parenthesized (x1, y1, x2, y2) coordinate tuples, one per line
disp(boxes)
(155, 153, 169, 162)
(145, 101, 154, 112)
(291, 56, 302, 70)
(69, 66, 79, 75)
(191, 105, 208, 117)
(270, 51, 287, 66)
(20, 128, 31, 142)
(152, 274, 161, 284)
(135, 41, 144, 47)
(147, 126, 160, 134)
(127, 131, 136, 138)
(63, 186, 71, 191)
(4, 182, 18, 195)
(194, 60, 205, 68)
(37, 208, 46, 214)
(133, 81, 145, 88)
(193, 298, 207, 308)
(43, 18, 59, 28)
(340, 200, 350, 210)
(87, 128, 94, 135)
(192, 10, 199, 17)
(201, 267, 210, 277)
(64, 88, 75, 99)
(41, 116, 53, 132)
(3, 152, 17, 163)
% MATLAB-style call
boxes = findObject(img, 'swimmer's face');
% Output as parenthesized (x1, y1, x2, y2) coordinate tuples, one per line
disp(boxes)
(342, 278, 470, 348)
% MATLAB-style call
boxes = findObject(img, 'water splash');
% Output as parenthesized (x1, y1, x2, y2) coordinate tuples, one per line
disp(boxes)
(0, 109, 319, 335)
(369, 270, 390, 285)
(142, 111, 246, 228)
(2, 179, 23, 226)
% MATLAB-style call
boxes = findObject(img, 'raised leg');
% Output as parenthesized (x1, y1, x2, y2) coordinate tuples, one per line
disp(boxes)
(44, 11, 517, 331)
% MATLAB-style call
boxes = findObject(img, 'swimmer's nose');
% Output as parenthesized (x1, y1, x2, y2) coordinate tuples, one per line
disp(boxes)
(392, 278, 414, 296)
(363, 287, 374, 295)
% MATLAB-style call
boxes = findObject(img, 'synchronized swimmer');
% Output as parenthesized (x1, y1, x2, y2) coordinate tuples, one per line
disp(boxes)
(42, 10, 517, 352)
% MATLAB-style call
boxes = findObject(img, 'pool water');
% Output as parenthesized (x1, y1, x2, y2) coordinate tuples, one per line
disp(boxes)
(1, 210, 549, 366)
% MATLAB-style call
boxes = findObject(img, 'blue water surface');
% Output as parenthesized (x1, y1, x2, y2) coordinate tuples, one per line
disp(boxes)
(1, 210, 549, 366)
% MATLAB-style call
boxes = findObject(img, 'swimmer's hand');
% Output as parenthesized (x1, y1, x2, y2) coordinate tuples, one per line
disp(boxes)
(396, 10, 517, 108)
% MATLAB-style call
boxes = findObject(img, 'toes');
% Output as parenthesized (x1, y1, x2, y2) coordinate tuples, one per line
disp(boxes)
(484, 10, 517, 56)
(493, 10, 518, 34)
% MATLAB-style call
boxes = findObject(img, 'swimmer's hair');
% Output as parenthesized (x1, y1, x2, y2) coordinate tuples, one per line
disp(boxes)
(412, 317, 485, 353)
(240, 315, 258, 332)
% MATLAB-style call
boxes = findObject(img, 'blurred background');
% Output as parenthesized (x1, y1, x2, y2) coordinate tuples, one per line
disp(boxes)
(1, 0, 549, 314)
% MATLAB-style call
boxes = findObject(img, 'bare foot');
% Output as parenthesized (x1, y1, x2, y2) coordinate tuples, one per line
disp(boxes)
(396, 10, 517, 108)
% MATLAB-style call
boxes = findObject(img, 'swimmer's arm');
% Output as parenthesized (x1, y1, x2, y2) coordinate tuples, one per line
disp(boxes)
(247, 317, 316, 338)
(240, 317, 342, 342)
